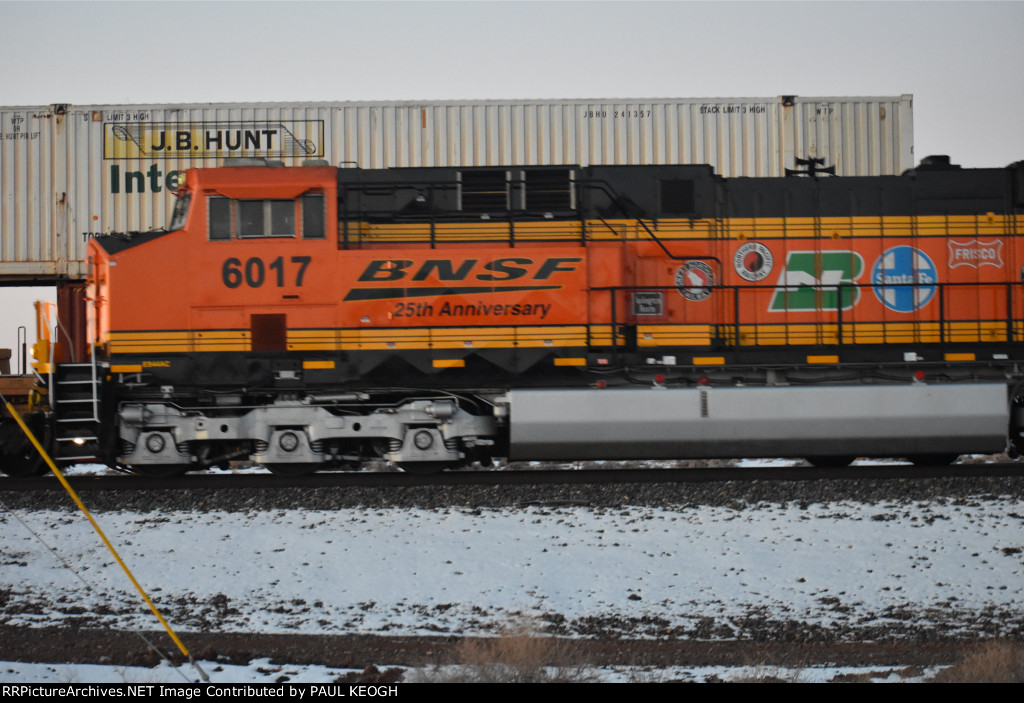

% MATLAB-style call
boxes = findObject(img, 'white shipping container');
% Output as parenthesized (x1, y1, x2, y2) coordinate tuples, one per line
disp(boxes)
(0, 96, 913, 280)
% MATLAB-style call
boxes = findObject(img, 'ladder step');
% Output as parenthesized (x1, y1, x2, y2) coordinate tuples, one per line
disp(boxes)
(54, 364, 100, 431)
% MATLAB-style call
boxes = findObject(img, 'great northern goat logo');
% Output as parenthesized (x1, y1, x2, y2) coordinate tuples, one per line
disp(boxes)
(769, 251, 863, 311)
(675, 261, 714, 302)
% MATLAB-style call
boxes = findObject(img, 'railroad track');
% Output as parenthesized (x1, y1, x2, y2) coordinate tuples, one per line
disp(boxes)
(3, 461, 1024, 493)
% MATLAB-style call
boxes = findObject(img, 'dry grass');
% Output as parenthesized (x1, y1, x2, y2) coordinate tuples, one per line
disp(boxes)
(729, 664, 803, 683)
(415, 625, 597, 683)
(929, 641, 1024, 683)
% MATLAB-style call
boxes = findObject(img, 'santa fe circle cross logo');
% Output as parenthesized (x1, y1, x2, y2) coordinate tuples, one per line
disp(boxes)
(871, 246, 937, 313)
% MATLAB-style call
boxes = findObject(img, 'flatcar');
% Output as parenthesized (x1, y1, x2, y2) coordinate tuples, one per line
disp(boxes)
(3, 155, 1024, 476)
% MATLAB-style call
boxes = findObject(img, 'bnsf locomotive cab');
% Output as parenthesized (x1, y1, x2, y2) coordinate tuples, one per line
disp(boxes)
(89, 163, 339, 362)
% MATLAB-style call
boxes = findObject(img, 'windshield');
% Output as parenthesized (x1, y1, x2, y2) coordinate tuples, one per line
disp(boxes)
(169, 193, 191, 231)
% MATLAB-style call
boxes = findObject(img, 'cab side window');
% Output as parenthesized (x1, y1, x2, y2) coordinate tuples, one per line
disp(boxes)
(302, 194, 325, 239)
(209, 197, 232, 240)
(207, 194, 324, 240)
(239, 200, 294, 238)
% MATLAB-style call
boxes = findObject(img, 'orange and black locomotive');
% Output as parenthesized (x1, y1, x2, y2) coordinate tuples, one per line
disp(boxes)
(4, 155, 1024, 475)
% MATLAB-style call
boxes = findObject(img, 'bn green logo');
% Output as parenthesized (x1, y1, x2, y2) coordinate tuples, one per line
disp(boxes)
(769, 251, 864, 311)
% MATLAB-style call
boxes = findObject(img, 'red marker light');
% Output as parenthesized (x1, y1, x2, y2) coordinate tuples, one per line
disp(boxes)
(698, 374, 710, 385)
(654, 374, 665, 384)
(914, 370, 926, 381)
(596, 380, 606, 389)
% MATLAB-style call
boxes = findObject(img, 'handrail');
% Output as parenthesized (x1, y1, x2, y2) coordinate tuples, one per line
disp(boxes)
(16, 326, 26, 375)
(578, 178, 724, 271)
(335, 175, 726, 278)
(90, 341, 99, 422)
(48, 323, 56, 406)
(588, 280, 1024, 350)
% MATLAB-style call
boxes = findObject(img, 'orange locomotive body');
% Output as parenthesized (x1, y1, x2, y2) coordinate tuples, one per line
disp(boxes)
(92, 162, 1023, 372)
(32, 157, 1024, 474)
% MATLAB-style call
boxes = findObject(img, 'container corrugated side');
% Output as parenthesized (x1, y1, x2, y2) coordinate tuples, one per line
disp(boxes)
(0, 96, 913, 281)
(330, 96, 911, 175)
(784, 96, 914, 178)
(1, 107, 64, 278)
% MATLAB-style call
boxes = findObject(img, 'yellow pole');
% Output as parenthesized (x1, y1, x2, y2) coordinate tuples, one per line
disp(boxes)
(4, 401, 208, 681)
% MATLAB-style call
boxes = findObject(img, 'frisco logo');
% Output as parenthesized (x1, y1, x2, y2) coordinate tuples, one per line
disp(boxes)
(948, 239, 1004, 268)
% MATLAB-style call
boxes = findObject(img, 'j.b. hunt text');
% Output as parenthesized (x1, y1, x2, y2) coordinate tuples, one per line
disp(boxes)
(145, 128, 279, 152)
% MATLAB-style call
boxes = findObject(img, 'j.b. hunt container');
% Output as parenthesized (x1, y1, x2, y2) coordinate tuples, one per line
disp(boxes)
(0, 96, 913, 281)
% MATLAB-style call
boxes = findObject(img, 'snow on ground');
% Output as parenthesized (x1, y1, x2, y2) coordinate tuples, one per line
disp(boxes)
(1, 465, 1022, 682)
(0, 659, 944, 684)
(2, 496, 1022, 637)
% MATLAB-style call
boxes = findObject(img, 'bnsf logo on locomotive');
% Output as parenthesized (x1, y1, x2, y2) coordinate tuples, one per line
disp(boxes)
(770, 251, 864, 311)
(346, 257, 582, 301)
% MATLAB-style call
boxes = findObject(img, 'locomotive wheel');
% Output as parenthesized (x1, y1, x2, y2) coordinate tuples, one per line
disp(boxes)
(127, 464, 191, 478)
(1, 443, 48, 477)
(265, 463, 320, 476)
(806, 456, 856, 468)
(0, 417, 49, 477)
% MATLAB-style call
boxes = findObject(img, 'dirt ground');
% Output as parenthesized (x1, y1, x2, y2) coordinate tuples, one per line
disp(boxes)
(0, 625, 990, 678)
